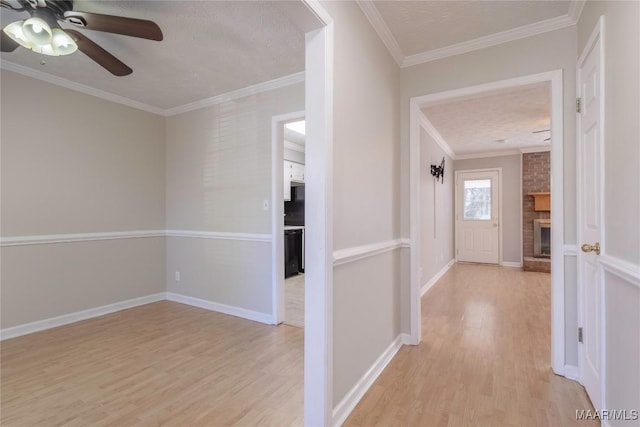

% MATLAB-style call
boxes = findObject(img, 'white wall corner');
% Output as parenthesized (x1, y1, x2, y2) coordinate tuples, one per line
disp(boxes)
(332, 334, 404, 427)
(563, 364, 580, 382)
(419, 113, 456, 159)
(568, 0, 586, 24)
(421, 259, 455, 297)
(355, 0, 404, 66)
(0, 292, 166, 341)
(165, 292, 273, 325)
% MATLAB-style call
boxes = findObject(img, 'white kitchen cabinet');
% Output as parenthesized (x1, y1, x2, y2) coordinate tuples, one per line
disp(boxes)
(284, 164, 291, 201)
(284, 160, 304, 201)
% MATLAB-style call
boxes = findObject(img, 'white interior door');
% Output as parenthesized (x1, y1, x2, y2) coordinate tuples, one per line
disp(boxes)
(455, 170, 500, 264)
(577, 21, 604, 411)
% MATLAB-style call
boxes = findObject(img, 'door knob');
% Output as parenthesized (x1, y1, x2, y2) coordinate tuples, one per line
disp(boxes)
(581, 242, 600, 255)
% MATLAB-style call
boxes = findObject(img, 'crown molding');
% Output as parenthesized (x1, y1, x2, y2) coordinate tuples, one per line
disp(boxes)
(164, 71, 305, 116)
(520, 146, 551, 154)
(355, 0, 404, 66)
(1, 60, 305, 117)
(0, 60, 165, 115)
(568, 0, 586, 23)
(418, 113, 456, 159)
(401, 14, 575, 68)
(454, 150, 522, 161)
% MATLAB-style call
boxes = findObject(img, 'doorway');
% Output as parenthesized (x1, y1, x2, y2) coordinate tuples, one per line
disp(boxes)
(409, 70, 566, 376)
(283, 119, 306, 328)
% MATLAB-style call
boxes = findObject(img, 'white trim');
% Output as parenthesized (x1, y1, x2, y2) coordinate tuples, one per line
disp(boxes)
(421, 259, 455, 296)
(333, 239, 404, 267)
(0, 293, 165, 341)
(599, 255, 640, 288)
(454, 149, 521, 160)
(519, 146, 552, 154)
(272, 111, 306, 326)
(500, 261, 522, 268)
(355, 0, 404, 66)
(410, 69, 565, 377)
(165, 292, 273, 325)
(568, 1, 586, 23)
(401, 15, 575, 68)
(332, 334, 404, 427)
(0, 61, 164, 115)
(301, 2, 334, 424)
(165, 230, 271, 242)
(400, 238, 411, 248)
(564, 364, 581, 381)
(0, 230, 165, 247)
(418, 114, 456, 159)
(164, 72, 305, 116)
(564, 244, 578, 257)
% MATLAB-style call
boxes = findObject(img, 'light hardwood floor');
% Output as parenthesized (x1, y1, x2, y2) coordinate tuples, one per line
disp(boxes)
(344, 263, 597, 427)
(284, 274, 305, 328)
(1, 302, 303, 426)
(2, 264, 596, 426)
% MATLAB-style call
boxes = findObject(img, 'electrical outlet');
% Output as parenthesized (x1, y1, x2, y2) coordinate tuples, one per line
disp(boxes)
(263, 199, 269, 211)
(175, 271, 181, 282)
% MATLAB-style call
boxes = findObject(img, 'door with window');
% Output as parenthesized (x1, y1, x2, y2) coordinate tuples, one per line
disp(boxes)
(455, 170, 500, 264)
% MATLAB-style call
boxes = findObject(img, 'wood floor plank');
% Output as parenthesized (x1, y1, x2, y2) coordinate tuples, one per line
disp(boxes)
(1, 301, 303, 426)
(344, 263, 598, 427)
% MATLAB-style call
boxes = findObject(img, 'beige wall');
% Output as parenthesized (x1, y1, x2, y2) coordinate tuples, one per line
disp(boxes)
(164, 83, 304, 314)
(577, 2, 640, 422)
(321, 0, 402, 406)
(420, 128, 454, 281)
(1, 70, 166, 328)
(400, 27, 579, 365)
(454, 154, 522, 264)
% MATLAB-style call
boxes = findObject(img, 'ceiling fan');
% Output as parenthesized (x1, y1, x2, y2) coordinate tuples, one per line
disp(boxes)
(0, 0, 162, 76)
(533, 129, 551, 142)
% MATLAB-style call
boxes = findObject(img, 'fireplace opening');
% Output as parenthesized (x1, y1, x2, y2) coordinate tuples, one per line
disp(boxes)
(534, 219, 551, 258)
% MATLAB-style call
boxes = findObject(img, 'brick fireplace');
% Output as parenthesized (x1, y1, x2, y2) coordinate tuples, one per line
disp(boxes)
(523, 152, 551, 272)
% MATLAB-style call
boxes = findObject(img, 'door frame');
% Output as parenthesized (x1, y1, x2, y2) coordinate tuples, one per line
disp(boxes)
(271, 111, 306, 325)
(409, 70, 566, 376)
(576, 15, 606, 409)
(454, 168, 503, 265)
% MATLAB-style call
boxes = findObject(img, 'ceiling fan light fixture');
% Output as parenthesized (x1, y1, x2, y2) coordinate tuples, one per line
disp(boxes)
(51, 29, 77, 55)
(22, 16, 52, 46)
(31, 43, 58, 56)
(3, 20, 32, 49)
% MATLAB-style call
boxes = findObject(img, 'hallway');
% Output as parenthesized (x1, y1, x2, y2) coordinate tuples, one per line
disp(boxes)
(345, 263, 597, 426)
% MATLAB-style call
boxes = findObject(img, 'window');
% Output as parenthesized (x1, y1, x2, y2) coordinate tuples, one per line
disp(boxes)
(463, 179, 491, 220)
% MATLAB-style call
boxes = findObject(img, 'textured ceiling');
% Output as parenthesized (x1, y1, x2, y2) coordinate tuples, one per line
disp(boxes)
(374, 0, 571, 55)
(422, 83, 551, 155)
(0, 1, 306, 109)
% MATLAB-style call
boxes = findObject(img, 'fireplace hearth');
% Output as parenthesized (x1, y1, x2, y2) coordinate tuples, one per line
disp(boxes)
(534, 219, 551, 258)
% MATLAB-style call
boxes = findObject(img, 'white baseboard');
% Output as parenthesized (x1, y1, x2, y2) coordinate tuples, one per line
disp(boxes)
(500, 261, 523, 268)
(165, 292, 273, 325)
(0, 292, 166, 341)
(332, 334, 405, 427)
(421, 259, 455, 297)
(563, 364, 580, 381)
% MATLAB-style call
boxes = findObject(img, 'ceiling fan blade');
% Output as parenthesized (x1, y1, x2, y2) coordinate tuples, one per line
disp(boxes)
(65, 29, 132, 76)
(1, 30, 20, 52)
(64, 11, 163, 41)
(532, 129, 551, 133)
